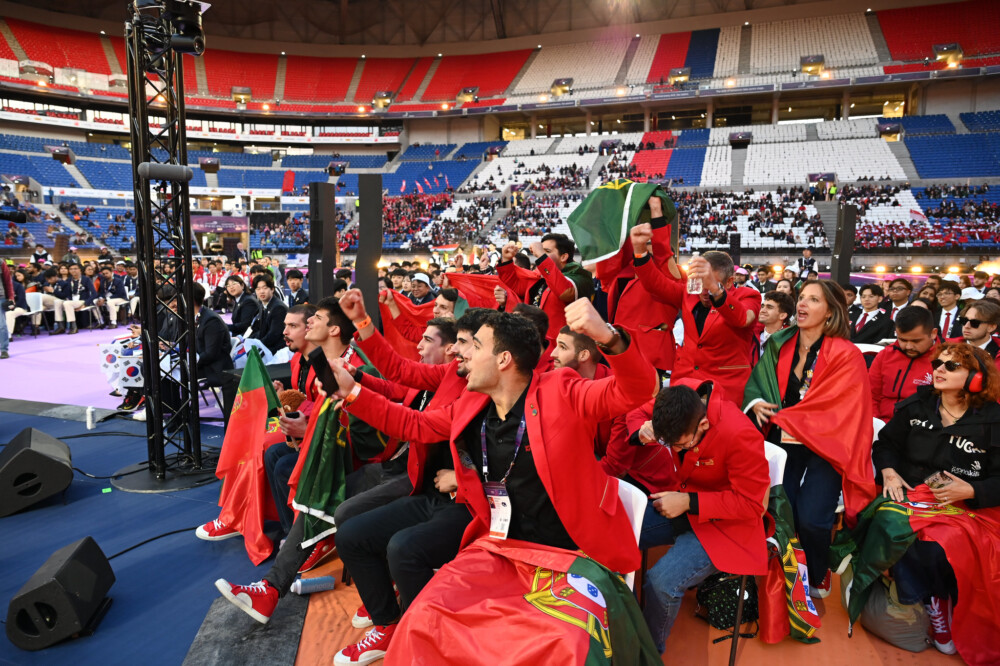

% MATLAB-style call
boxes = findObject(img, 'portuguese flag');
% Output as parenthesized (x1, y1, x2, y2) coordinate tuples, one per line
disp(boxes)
(830, 487, 1000, 666)
(385, 537, 660, 666)
(743, 328, 875, 523)
(215, 347, 285, 565)
(566, 178, 676, 287)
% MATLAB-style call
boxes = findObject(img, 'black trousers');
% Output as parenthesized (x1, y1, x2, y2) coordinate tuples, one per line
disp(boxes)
(336, 493, 472, 626)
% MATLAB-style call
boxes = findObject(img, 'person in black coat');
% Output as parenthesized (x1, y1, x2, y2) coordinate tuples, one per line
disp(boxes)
(249, 273, 288, 354)
(851, 283, 894, 345)
(225, 276, 257, 336)
(192, 283, 233, 386)
(54, 263, 100, 334)
(283, 268, 309, 308)
(97, 265, 129, 328)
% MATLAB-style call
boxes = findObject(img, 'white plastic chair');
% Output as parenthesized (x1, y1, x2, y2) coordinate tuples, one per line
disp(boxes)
(22, 292, 47, 335)
(617, 479, 648, 591)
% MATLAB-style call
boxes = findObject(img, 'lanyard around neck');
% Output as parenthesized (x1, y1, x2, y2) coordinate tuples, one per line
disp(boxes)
(480, 412, 526, 485)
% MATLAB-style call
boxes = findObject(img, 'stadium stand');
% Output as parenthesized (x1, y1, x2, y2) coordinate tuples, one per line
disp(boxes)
(75, 159, 134, 190)
(744, 138, 906, 185)
(890, 114, 956, 136)
(700, 146, 733, 187)
(5, 18, 112, 75)
(645, 32, 692, 84)
(502, 137, 555, 157)
(353, 58, 416, 104)
(187, 150, 272, 167)
(684, 29, 721, 79)
(674, 128, 710, 148)
(281, 153, 387, 169)
(0, 153, 78, 188)
(395, 57, 434, 102)
(905, 133, 1000, 178)
(398, 144, 456, 161)
(510, 40, 630, 94)
(961, 110, 1000, 132)
(663, 147, 707, 185)
(452, 141, 508, 160)
(748, 15, 877, 74)
(639, 130, 674, 149)
(815, 117, 879, 140)
(282, 55, 356, 102)
(462, 153, 597, 193)
(712, 25, 741, 78)
(708, 124, 805, 145)
(201, 50, 278, 98)
(630, 149, 672, 178)
(554, 132, 642, 154)
(421, 50, 532, 101)
(623, 36, 657, 84)
(386, 160, 479, 195)
(878, 0, 1000, 60)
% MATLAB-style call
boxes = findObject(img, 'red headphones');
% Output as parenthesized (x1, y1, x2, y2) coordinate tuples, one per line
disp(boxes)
(964, 354, 990, 393)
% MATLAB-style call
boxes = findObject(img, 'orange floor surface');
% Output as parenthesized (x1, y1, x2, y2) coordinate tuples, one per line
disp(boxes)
(293, 555, 961, 666)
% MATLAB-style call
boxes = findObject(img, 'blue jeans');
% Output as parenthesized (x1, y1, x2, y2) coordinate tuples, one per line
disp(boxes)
(638, 499, 674, 550)
(642, 528, 717, 653)
(892, 539, 957, 605)
(780, 443, 842, 586)
(0, 298, 9, 352)
(264, 442, 298, 535)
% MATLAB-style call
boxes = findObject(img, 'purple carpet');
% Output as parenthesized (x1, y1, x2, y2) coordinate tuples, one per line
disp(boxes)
(2, 325, 224, 419)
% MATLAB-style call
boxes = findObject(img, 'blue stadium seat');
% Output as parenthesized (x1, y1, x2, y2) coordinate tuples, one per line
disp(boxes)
(397, 144, 457, 161)
(684, 29, 720, 79)
(663, 148, 707, 185)
(960, 110, 1000, 133)
(885, 114, 955, 136)
(673, 128, 710, 148)
(905, 133, 1000, 178)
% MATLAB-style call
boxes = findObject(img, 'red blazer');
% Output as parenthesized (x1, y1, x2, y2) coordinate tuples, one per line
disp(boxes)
(607, 220, 679, 372)
(345, 331, 659, 573)
(600, 400, 677, 493)
(635, 259, 760, 404)
(869, 342, 935, 421)
(658, 378, 769, 575)
(498, 255, 579, 344)
(356, 330, 468, 494)
(288, 352, 319, 416)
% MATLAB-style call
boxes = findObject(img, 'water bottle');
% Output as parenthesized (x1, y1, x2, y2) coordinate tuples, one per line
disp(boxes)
(687, 251, 703, 294)
(291, 576, 336, 595)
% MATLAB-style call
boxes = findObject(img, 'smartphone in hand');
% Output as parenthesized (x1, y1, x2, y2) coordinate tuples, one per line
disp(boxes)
(307, 347, 338, 394)
(924, 471, 953, 489)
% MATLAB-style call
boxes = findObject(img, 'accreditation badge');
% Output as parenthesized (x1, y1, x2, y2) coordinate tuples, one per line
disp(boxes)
(485, 482, 512, 540)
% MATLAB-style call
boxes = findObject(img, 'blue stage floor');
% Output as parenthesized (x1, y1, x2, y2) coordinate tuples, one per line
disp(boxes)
(0, 413, 274, 666)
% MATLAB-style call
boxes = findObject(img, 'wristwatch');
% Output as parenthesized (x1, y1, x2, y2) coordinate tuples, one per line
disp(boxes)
(595, 322, 621, 353)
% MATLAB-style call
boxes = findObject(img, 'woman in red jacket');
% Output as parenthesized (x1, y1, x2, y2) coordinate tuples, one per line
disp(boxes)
(743, 280, 875, 598)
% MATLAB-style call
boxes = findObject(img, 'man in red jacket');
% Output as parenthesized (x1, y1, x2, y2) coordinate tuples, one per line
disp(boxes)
(326, 300, 658, 663)
(497, 233, 594, 345)
(630, 224, 760, 404)
(869, 306, 937, 421)
(640, 379, 769, 653)
(606, 196, 683, 375)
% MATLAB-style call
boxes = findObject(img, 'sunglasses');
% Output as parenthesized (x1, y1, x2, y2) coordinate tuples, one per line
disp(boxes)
(959, 317, 985, 328)
(931, 359, 963, 372)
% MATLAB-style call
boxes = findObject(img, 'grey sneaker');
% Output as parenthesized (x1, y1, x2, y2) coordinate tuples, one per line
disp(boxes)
(0, 350, 9, 359)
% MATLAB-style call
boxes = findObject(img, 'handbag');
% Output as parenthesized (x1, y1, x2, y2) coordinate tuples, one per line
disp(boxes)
(695, 572, 760, 643)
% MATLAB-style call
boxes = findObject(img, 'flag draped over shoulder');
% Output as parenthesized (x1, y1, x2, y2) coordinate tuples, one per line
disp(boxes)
(216, 347, 285, 565)
(566, 178, 677, 286)
(384, 538, 660, 666)
(830, 487, 1000, 666)
(379, 290, 435, 360)
(759, 486, 822, 644)
(743, 329, 876, 523)
(445, 272, 521, 312)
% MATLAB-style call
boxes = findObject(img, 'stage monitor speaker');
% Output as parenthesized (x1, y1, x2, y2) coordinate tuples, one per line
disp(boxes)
(6, 537, 115, 651)
(308, 182, 340, 303)
(0, 428, 72, 518)
(831, 203, 858, 286)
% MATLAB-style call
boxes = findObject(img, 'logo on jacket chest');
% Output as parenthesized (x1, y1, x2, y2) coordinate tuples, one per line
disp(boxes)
(914, 373, 933, 387)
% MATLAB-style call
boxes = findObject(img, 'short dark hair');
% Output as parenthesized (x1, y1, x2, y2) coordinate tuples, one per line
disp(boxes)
(249, 265, 268, 275)
(937, 281, 962, 297)
(703, 250, 735, 281)
(336, 268, 353, 280)
(482, 311, 540, 375)
(764, 290, 795, 319)
(286, 268, 303, 280)
(512, 303, 549, 345)
(390, 268, 407, 278)
(558, 325, 601, 360)
(513, 252, 532, 269)
(251, 274, 275, 290)
(43, 268, 58, 279)
(438, 287, 459, 304)
(225, 275, 246, 291)
(426, 317, 458, 345)
(842, 283, 858, 297)
(974, 271, 989, 280)
(541, 233, 575, 260)
(331, 278, 349, 293)
(651, 385, 707, 445)
(889, 278, 913, 291)
(191, 282, 206, 307)
(860, 283, 884, 298)
(455, 307, 493, 335)
(288, 304, 316, 321)
(895, 305, 935, 335)
(315, 296, 355, 344)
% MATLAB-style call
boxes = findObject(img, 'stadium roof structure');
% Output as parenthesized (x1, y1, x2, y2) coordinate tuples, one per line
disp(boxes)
(0, 0, 947, 47)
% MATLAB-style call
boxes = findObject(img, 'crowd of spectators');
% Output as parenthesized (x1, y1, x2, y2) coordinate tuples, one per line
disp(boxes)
(382, 193, 453, 244)
(421, 197, 500, 248)
(251, 214, 312, 250)
(491, 193, 582, 239)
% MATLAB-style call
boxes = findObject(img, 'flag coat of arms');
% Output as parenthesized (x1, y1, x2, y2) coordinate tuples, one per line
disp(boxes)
(215, 347, 285, 564)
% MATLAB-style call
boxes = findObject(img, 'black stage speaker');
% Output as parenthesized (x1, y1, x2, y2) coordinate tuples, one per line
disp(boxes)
(356, 174, 384, 327)
(0, 428, 73, 518)
(728, 233, 741, 266)
(831, 203, 858, 286)
(308, 181, 340, 303)
(6, 537, 115, 651)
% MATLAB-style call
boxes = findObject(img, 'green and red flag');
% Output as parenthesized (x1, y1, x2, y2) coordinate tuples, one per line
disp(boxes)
(216, 347, 285, 565)
(566, 178, 676, 288)
(743, 329, 876, 523)
(830, 487, 1000, 666)
(385, 538, 660, 666)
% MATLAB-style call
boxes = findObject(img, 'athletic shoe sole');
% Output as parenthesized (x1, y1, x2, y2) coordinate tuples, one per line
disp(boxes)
(214, 579, 271, 624)
(352, 612, 374, 629)
(333, 648, 386, 666)
(196, 525, 241, 541)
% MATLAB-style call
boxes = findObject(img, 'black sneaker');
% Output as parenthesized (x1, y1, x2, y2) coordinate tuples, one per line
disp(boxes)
(119, 390, 145, 412)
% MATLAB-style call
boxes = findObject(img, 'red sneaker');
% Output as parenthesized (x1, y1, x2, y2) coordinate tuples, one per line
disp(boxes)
(334, 624, 396, 665)
(352, 604, 374, 629)
(809, 569, 831, 599)
(925, 596, 957, 655)
(196, 518, 239, 541)
(298, 536, 336, 574)
(215, 579, 278, 624)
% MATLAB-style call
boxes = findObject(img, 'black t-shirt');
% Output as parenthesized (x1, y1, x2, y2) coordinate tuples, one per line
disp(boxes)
(767, 334, 823, 445)
(460, 386, 577, 550)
